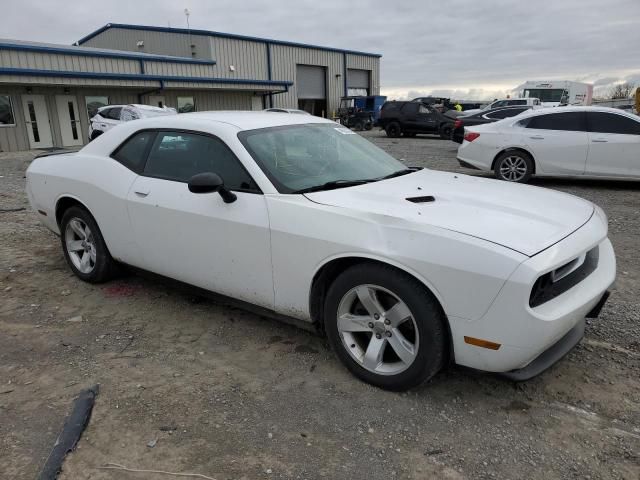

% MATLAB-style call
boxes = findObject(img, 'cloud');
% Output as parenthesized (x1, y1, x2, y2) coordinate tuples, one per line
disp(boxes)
(2, 0, 640, 100)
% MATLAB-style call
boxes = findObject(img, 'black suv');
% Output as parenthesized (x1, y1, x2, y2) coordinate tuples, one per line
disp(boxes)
(378, 101, 456, 138)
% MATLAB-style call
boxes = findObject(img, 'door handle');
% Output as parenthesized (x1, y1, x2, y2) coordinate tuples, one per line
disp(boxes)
(591, 139, 608, 143)
(134, 190, 150, 197)
(529, 135, 544, 140)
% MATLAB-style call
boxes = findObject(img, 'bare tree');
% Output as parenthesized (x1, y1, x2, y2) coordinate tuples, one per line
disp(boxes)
(608, 82, 635, 99)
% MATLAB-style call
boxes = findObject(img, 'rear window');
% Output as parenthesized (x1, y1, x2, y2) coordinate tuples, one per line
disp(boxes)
(486, 108, 528, 119)
(586, 112, 640, 135)
(525, 112, 586, 131)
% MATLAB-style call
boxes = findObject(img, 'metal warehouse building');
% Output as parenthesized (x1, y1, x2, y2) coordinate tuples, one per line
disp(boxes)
(0, 23, 381, 152)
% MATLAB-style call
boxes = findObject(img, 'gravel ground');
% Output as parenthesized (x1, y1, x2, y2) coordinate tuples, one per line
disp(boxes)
(0, 131, 638, 480)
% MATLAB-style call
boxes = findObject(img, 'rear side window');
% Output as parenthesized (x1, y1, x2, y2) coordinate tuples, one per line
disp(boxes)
(587, 112, 640, 135)
(401, 103, 419, 114)
(111, 130, 156, 172)
(508, 100, 527, 106)
(143, 131, 259, 191)
(102, 107, 122, 120)
(526, 112, 586, 131)
(381, 102, 401, 112)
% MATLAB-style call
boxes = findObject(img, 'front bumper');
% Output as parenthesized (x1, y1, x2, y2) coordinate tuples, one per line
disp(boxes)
(450, 210, 616, 375)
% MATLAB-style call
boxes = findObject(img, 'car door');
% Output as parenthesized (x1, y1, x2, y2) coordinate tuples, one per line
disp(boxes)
(126, 130, 275, 309)
(412, 104, 438, 132)
(522, 112, 589, 175)
(585, 111, 640, 177)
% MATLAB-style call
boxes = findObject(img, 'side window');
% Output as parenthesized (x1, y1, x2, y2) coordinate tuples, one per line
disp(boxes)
(418, 104, 430, 114)
(587, 112, 640, 135)
(109, 107, 123, 120)
(511, 100, 527, 106)
(111, 131, 156, 173)
(121, 107, 140, 122)
(493, 100, 507, 108)
(401, 103, 419, 114)
(488, 107, 528, 119)
(143, 131, 259, 191)
(526, 112, 586, 131)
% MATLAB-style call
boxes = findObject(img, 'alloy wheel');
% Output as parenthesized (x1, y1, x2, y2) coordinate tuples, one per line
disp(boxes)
(499, 155, 528, 181)
(336, 284, 419, 375)
(64, 218, 97, 274)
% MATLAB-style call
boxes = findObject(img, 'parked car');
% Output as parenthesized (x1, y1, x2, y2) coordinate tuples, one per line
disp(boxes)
(264, 108, 310, 115)
(457, 106, 640, 182)
(451, 106, 533, 143)
(462, 97, 541, 116)
(26, 112, 615, 390)
(378, 101, 456, 139)
(88, 104, 177, 140)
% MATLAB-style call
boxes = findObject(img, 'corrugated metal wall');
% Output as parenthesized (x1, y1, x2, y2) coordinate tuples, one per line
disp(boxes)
(270, 45, 343, 115)
(0, 49, 139, 75)
(209, 37, 268, 80)
(81, 27, 213, 60)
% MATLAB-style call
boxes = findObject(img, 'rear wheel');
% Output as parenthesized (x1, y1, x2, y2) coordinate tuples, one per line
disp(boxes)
(439, 124, 453, 139)
(60, 206, 117, 283)
(354, 120, 364, 131)
(324, 263, 447, 391)
(385, 122, 402, 138)
(494, 150, 534, 183)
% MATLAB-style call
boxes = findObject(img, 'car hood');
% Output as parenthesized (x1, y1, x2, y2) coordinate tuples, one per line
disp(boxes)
(304, 169, 594, 257)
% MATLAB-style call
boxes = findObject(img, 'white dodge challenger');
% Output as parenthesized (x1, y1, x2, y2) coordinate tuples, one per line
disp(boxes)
(26, 112, 615, 390)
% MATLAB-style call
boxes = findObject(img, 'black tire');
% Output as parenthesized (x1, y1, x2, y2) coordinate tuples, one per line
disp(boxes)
(60, 206, 117, 283)
(385, 122, 402, 138)
(324, 263, 447, 391)
(354, 120, 364, 131)
(364, 122, 373, 131)
(493, 150, 534, 183)
(89, 130, 103, 141)
(439, 124, 453, 139)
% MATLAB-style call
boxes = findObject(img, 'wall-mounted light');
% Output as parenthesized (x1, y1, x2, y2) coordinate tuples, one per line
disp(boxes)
(136, 40, 144, 48)
(335, 73, 342, 78)
(229, 65, 236, 72)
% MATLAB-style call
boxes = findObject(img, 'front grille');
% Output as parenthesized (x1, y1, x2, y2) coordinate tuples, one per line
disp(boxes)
(529, 246, 599, 308)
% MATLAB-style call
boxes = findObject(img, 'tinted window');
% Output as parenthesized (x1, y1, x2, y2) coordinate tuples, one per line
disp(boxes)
(111, 131, 156, 172)
(381, 102, 401, 112)
(143, 131, 258, 191)
(492, 100, 508, 108)
(508, 100, 527, 106)
(526, 112, 586, 131)
(401, 103, 419, 114)
(418, 104, 430, 114)
(486, 108, 527, 119)
(101, 107, 122, 120)
(0, 95, 15, 125)
(587, 112, 640, 135)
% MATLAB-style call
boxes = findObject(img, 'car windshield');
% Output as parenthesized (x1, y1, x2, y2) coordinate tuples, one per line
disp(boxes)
(239, 123, 409, 193)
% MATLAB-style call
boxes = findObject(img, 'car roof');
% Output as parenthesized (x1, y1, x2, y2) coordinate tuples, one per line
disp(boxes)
(114, 110, 333, 131)
(517, 105, 639, 120)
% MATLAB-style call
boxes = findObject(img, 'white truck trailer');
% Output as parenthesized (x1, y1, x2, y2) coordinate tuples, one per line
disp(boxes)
(521, 80, 594, 107)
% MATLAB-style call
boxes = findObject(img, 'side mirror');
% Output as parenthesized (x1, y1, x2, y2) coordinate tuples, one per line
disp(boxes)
(187, 172, 237, 203)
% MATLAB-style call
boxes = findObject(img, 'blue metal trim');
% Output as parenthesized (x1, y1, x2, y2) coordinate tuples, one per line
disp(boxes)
(0, 67, 292, 88)
(77, 23, 382, 58)
(139, 59, 145, 74)
(0, 42, 216, 65)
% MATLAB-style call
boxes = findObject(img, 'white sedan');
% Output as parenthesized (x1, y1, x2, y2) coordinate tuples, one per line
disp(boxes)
(457, 106, 640, 182)
(89, 104, 177, 141)
(26, 112, 615, 390)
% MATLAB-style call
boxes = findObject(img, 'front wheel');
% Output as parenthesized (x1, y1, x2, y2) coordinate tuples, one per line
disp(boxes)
(385, 122, 402, 138)
(493, 151, 534, 183)
(324, 263, 447, 391)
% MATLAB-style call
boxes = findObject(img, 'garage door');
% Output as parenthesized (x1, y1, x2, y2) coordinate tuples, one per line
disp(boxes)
(296, 65, 326, 99)
(347, 69, 370, 96)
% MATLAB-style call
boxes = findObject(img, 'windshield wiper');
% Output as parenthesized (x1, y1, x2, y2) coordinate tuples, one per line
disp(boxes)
(293, 179, 373, 194)
(376, 169, 415, 180)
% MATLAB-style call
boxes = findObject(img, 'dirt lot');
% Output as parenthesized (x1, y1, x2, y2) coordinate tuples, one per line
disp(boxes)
(1, 131, 639, 480)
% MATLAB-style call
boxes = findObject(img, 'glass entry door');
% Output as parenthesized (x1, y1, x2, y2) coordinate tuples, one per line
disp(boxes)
(21, 95, 53, 149)
(55, 95, 83, 147)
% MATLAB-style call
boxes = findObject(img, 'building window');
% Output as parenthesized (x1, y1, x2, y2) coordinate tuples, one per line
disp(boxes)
(0, 95, 16, 126)
(85, 96, 109, 120)
(177, 97, 195, 113)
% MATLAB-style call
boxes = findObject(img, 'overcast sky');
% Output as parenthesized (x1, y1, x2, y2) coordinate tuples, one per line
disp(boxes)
(4, 0, 640, 100)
